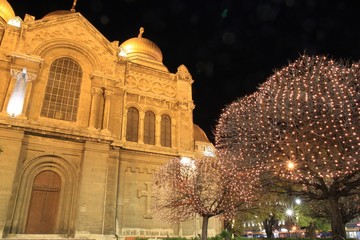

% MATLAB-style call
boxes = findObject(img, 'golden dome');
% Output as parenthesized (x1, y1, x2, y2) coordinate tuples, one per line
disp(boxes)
(0, 0, 15, 23)
(119, 27, 163, 62)
(42, 10, 73, 19)
(193, 124, 210, 143)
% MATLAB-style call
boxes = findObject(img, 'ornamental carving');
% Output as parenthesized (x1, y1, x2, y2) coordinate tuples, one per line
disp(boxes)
(104, 90, 114, 98)
(164, 85, 176, 97)
(150, 82, 163, 95)
(10, 68, 37, 82)
(125, 74, 177, 97)
(125, 75, 137, 88)
(26, 21, 116, 76)
(176, 64, 192, 81)
(91, 87, 103, 95)
(138, 78, 150, 91)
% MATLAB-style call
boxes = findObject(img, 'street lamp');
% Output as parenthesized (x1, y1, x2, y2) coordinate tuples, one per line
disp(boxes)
(285, 208, 294, 238)
(286, 209, 293, 217)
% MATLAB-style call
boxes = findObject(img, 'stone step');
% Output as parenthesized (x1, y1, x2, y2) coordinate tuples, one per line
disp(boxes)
(4, 239, 97, 240)
(3, 235, 98, 240)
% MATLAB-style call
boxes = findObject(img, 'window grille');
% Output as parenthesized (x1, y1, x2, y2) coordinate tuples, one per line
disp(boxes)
(41, 58, 82, 121)
(160, 114, 171, 147)
(126, 107, 139, 142)
(144, 111, 155, 145)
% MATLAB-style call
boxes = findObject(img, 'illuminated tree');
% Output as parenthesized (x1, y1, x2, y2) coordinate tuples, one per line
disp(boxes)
(231, 193, 282, 239)
(152, 156, 257, 240)
(215, 55, 360, 239)
(307, 193, 360, 225)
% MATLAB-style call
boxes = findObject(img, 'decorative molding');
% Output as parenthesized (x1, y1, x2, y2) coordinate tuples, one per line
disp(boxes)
(124, 166, 156, 174)
(125, 73, 177, 98)
(137, 182, 154, 219)
(176, 64, 193, 83)
(10, 68, 37, 82)
(91, 87, 103, 95)
(104, 90, 114, 98)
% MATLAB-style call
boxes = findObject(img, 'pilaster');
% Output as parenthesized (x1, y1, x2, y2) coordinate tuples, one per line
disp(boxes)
(88, 87, 103, 130)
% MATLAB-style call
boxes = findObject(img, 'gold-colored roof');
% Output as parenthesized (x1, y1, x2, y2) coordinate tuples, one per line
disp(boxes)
(119, 27, 163, 62)
(42, 10, 73, 19)
(193, 124, 210, 143)
(42, 0, 77, 19)
(0, 0, 15, 23)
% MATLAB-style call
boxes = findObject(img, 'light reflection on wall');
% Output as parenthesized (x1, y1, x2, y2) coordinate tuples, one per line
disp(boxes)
(7, 68, 28, 117)
(8, 16, 22, 27)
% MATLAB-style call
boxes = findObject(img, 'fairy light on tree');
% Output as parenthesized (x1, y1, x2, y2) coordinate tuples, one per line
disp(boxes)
(152, 156, 258, 240)
(215, 54, 360, 239)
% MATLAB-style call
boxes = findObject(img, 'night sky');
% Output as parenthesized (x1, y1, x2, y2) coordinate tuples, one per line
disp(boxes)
(10, 0, 360, 143)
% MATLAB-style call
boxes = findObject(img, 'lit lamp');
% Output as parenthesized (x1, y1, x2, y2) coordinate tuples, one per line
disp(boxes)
(285, 208, 294, 238)
(287, 161, 295, 170)
(180, 156, 196, 175)
(180, 156, 193, 166)
(7, 68, 28, 117)
(286, 209, 293, 217)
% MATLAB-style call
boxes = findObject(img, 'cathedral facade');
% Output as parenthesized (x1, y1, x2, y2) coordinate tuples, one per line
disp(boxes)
(0, 1, 221, 239)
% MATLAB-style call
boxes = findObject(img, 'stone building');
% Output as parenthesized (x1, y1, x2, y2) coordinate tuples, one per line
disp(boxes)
(0, 1, 221, 239)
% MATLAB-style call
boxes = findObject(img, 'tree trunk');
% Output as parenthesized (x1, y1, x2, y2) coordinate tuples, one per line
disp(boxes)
(263, 219, 273, 238)
(327, 197, 346, 239)
(307, 222, 317, 240)
(201, 215, 209, 240)
(263, 214, 277, 238)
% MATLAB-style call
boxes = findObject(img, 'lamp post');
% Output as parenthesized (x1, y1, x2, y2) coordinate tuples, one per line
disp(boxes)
(285, 208, 294, 238)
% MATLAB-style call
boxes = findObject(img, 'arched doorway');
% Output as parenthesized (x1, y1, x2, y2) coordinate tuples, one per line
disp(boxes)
(25, 170, 61, 234)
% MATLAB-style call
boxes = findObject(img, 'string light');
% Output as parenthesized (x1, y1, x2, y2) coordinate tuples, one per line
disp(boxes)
(215, 54, 359, 180)
(214, 54, 359, 236)
(152, 155, 260, 229)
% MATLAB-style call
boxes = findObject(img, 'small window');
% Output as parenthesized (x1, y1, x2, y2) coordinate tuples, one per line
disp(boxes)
(144, 111, 155, 145)
(160, 114, 171, 147)
(41, 58, 82, 121)
(126, 107, 139, 142)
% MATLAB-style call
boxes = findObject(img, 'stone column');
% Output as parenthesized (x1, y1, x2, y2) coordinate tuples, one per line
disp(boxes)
(1, 74, 16, 115)
(171, 118, 177, 149)
(138, 111, 144, 144)
(121, 111, 127, 142)
(0, 129, 25, 237)
(1, 68, 36, 118)
(155, 115, 161, 146)
(101, 90, 114, 133)
(75, 141, 109, 234)
(19, 70, 37, 118)
(88, 87, 103, 129)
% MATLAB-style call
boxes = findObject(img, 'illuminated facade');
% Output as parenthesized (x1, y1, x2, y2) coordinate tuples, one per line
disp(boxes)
(0, 2, 221, 239)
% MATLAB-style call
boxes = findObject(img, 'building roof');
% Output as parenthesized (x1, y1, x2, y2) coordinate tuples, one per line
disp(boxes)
(119, 27, 163, 62)
(0, 0, 15, 23)
(193, 124, 210, 143)
(42, 10, 74, 19)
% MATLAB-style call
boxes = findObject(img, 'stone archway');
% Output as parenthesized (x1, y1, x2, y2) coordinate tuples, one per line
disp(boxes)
(3, 152, 80, 237)
(25, 170, 61, 234)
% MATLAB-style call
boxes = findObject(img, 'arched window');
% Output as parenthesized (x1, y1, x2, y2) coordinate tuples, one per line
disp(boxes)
(41, 58, 82, 121)
(160, 114, 171, 147)
(126, 107, 139, 142)
(143, 111, 155, 145)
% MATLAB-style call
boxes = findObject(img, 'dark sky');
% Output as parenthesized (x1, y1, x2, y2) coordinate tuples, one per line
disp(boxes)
(10, 0, 360, 143)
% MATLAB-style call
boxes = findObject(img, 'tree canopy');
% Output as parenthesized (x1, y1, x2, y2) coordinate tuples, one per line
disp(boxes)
(152, 156, 258, 240)
(215, 54, 360, 238)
